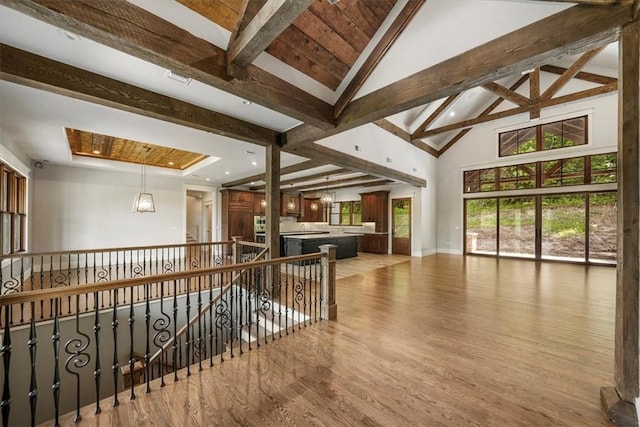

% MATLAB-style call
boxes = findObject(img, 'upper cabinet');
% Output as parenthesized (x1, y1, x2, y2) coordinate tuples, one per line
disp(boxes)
(220, 189, 255, 242)
(253, 193, 266, 216)
(281, 192, 301, 216)
(360, 191, 389, 232)
(299, 198, 323, 222)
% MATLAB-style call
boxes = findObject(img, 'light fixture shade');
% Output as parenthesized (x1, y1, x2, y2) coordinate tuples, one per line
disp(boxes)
(260, 199, 267, 208)
(310, 202, 318, 211)
(132, 192, 156, 213)
(320, 191, 334, 205)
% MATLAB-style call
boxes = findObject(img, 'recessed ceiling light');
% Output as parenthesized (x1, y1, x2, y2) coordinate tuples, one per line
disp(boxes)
(250, 182, 255, 185)
(449, 111, 456, 117)
(225, 171, 230, 175)
(242, 100, 252, 105)
(92, 150, 101, 154)
(168, 161, 174, 166)
(251, 161, 257, 166)
(205, 178, 210, 182)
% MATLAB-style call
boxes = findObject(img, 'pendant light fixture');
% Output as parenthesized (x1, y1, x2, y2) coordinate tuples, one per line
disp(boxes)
(132, 146, 155, 213)
(287, 183, 296, 210)
(320, 177, 335, 206)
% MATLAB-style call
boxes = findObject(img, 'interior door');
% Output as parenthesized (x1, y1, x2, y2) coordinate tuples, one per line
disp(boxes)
(392, 198, 411, 255)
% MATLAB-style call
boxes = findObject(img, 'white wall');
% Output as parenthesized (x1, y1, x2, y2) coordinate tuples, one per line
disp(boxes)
(435, 91, 618, 254)
(32, 164, 185, 252)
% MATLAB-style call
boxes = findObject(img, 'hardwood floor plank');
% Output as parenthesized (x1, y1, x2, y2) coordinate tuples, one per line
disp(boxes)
(51, 254, 615, 426)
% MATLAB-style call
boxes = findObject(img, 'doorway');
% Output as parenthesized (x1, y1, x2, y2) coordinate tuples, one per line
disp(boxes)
(392, 198, 411, 255)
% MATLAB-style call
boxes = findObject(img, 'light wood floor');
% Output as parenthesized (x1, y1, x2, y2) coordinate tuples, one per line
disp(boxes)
(53, 254, 615, 426)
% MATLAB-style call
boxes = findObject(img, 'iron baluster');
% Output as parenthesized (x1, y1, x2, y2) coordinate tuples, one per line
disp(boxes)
(28, 301, 38, 427)
(19, 257, 24, 324)
(111, 289, 120, 407)
(93, 291, 102, 414)
(1, 306, 12, 427)
(208, 274, 215, 367)
(278, 263, 283, 339)
(152, 281, 170, 387)
(64, 294, 91, 423)
(39, 256, 44, 320)
(272, 264, 277, 340)
(238, 271, 244, 356)
(229, 276, 234, 358)
(185, 280, 191, 376)
(197, 276, 203, 370)
(128, 286, 136, 400)
(172, 279, 178, 382)
(285, 262, 289, 336)
(51, 299, 60, 426)
(144, 283, 151, 393)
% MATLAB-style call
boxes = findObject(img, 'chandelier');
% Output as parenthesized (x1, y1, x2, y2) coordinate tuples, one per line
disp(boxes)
(132, 146, 155, 213)
(320, 177, 334, 206)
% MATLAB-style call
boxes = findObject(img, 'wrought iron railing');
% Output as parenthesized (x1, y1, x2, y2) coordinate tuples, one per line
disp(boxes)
(0, 244, 338, 427)
(0, 239, 267, 326)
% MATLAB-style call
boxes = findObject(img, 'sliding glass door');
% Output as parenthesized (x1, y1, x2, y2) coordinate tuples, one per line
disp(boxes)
(464, 191, 615, 264)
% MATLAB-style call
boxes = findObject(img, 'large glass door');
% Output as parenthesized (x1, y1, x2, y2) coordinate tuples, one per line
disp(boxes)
(498, 197, 536, 258)
(541, 194, 586, 262)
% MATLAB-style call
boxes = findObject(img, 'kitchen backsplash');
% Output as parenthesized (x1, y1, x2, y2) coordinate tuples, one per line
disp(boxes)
(279, 221, 376, 234)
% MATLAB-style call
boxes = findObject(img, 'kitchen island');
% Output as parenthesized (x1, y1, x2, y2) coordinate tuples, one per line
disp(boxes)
(283, 233, 362, 259)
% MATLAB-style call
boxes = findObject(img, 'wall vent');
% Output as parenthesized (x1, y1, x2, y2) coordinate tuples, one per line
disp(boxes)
(164, 70, 192, 85)
(327, 0, 340, 4)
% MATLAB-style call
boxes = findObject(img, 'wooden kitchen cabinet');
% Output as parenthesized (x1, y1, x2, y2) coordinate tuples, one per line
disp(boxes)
(281, 192, 301, 216)
(360, 234, 388, 254)
(299, 198, 323, 222)
(253, 193, 266, 216)
(220, 189, 255, 242)
(360, 191, 389, 232)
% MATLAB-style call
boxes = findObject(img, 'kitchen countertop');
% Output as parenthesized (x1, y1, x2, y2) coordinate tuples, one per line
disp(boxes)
(282, 233, 363, 240)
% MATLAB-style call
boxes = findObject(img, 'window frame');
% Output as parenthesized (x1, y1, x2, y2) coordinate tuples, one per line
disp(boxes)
(0, 164, 26, 254)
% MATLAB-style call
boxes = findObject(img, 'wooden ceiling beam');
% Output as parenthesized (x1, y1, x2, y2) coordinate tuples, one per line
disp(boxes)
(333, 0, 426, 119)
(540, 47, 605, 100)
(3, 0, 335, 130)
(288, 144, 426, 187)
(540, 64, 617, 85)
(0, 44, 278, 146)
(417, 82, 617, 139)
(481, 82, 530, 107)
(291, 175, 379, 191)
(437, 75, 530, 157)
(374, 119, 438, 158)
(227, 0, 314, 71)
(310, 179, 394, 192)
(285, 4, 629, 147)
(530, 68, 541, 120)
(222, 160, 322, 188)
(250, 168, 350, 190)
(411, 93, 461, 139)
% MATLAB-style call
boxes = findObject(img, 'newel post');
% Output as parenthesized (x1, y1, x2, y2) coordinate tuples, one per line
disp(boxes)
(232, 236, 243, 264)
(319, 244, 337, 320)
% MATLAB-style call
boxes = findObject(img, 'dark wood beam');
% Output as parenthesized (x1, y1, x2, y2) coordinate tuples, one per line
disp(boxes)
(289, 144, 426, 187)
(437, 75, 531, 156)
(530, 68, 541, 120)
(285, 4, 630, 147)
(292, 175, 380, 192)
(374, 119, 438, 158)
(314, 179, 394, 192)
(373, 119, 411, 143)
(540, 47, 605, 100)
(540, 64, 617, 85)
(481, 82, 529, 107)
(222, 160, 321, 187)
(0, 44, 277, 146)
(3, 0, 335, 130)
(250, 168, 350, 190)
(227, 0, 314, 70)
(600, 21, 640, 426)
(411, 93, 461, 139)
(333, 0, 425, 119)
(416, 82, 617, 139)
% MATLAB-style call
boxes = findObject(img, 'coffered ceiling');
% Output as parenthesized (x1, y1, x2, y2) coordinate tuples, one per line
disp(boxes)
(0, 0, 628, 190)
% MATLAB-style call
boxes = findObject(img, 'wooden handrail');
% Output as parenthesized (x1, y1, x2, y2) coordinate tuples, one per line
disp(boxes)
(0, 240, 234, 260)
(147, 246, 270, 365)
(238, 241, 267, 248)
(0, 252, 324, 305)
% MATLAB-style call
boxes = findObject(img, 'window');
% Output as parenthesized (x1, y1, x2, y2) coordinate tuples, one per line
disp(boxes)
(0, 165, 26, 254)
(330, 201, 361, 226)
(464, 152, 616, 194)
(499, 116, 587, 157)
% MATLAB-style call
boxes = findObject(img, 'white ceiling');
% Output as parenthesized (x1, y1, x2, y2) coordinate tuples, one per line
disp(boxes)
(0, 1, 620, 187)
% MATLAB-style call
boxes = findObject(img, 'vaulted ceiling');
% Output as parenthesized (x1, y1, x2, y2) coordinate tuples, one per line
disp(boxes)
(0, 0, 632, 193)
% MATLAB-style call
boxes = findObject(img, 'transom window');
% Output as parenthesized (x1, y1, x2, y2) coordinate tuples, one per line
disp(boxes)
(464, 152, 616, 194)
(499, 116, 587, 157)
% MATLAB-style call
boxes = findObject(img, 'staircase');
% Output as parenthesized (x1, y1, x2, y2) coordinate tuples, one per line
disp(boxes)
(186, 232, 197, 243)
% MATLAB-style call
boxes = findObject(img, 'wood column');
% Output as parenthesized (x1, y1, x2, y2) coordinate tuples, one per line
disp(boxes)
(232, 236, 243, 264)
(265, 145, 281, 288)
(601, 21, 640, 427)
(319, 244, 337, 320)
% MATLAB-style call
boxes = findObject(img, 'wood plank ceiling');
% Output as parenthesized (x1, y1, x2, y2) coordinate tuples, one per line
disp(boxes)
(179, 0, 397, 90)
